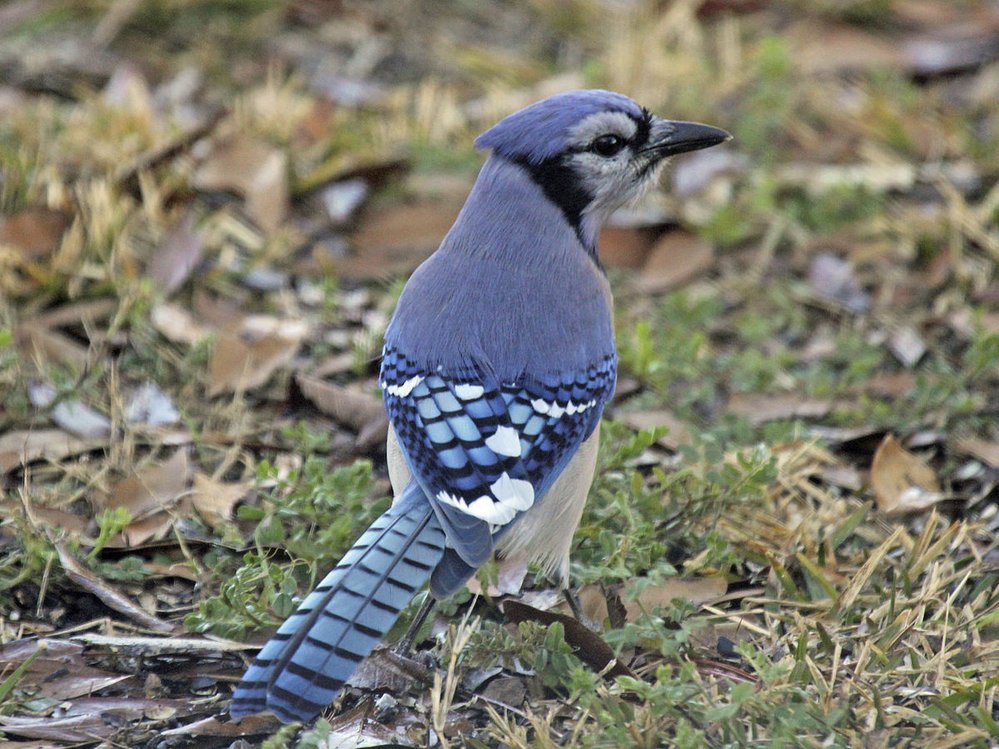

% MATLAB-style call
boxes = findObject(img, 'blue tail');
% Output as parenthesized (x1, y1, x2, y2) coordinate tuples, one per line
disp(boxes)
(230, 484, 446, 723)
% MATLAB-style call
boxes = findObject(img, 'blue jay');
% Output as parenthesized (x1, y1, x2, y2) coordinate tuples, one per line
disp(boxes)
(231, 89, 728, 723)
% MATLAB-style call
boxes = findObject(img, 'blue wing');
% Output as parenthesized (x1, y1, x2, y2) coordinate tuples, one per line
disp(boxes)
(380, 345, 616, 569)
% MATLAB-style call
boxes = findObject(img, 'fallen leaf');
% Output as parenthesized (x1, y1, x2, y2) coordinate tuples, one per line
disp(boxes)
(321, 177, 369, 224)
(870, 434, 945, 516)
(501, 599, 634, 679)
(102, 448, 190, 520)
(621, 575, 728, 621)
(0, 429, 101, 474)
(193, 135, 289, 233)
(791, 21, 906, 74)
(808, 252, 870, 313)
(161, 713, 278, 737)
(954, 437, 999, 469)
(480, 676, 526, 708)
(888, 326, 926, 367)
(28, 382, 111, 438)
(191, 473, 250, 530)
(150, 302, 213, 346)
(15, 323, 90, 371)
(904, 30, 999, 77)
(0, 207, 70, 260)
(597, 226, 656, 269)
(727, 393, 833, 424)
(145, 210, 205, 296)
(55, 542, 174, 632)
(74, 632, 254, 653)
(125, 382, 181, 427)
(0, 639, 130, 701)
(208, 317, 307, 396)
(0, 713, 112, 742)
(325, 702, 416, 747)
(295, 373, 386, 433)
(635, 231, 715, 294)
(340, 199, 463, 279)
(347, 647, 433, 692)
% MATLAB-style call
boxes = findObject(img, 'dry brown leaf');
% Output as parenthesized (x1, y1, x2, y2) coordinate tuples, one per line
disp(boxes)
(191, 473, 250, 530)
(0, 713, 113, 743)
(295, 373, 385, 432)
(791, 22, 906, 74)
(635, 231, 715, 294)
(0, 429, 101, 474)
(502, 599, 634, 679)
(621, 575, 728, 620)
(103, 448, 190, 519)
(870, 434, 945, 516)
(55, 542, 174, 632)
(146, 210, 205, 296)
(338, 199, 463, 279)
(208, 317, 306, 396)
(161, 713, 278, 737)
(193, 135, 289, 233)
(727, 393, 833, 424)
(0, 207, 70, 260)
(15, 323, 90, 370)
(0, 640, 130, 702)
(954, 437, 999, 469)
(150, 302, 213, 346)
(598, 226, 656, 269)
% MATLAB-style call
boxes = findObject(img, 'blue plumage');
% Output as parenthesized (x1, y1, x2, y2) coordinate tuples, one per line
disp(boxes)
(381, 345, 616, 580)
(230, 89, 729, 724)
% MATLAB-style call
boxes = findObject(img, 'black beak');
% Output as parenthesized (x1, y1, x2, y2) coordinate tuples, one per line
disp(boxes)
(644, 119, 731, 158)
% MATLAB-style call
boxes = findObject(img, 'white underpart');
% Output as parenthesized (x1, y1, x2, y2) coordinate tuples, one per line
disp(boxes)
(485, 425, 522, 457)
(383, 374, 423, 397)
(454, 383, 484, 400)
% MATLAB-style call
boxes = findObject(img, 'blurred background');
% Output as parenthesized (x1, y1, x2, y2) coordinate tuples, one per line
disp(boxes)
(0, 1, 997, 747)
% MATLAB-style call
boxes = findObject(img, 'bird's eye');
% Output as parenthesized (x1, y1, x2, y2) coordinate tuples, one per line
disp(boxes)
(591, 134, 625, 157)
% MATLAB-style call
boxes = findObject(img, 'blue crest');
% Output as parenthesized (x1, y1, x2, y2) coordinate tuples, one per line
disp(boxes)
(474, 89, 644, 164)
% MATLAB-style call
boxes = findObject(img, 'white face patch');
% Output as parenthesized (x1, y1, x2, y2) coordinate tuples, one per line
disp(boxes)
(566, 110, 638, 149)
(562, 110, 665, 243)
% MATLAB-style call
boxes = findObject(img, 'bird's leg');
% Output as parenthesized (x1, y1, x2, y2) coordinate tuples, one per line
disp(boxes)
(395, 594, 436, 657)
(563, 587, 585, 622)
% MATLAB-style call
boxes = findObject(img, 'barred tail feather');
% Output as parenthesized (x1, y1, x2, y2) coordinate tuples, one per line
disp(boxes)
(230, 484, 446, 723)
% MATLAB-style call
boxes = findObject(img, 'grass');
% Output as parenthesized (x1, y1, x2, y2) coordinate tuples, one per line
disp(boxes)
(0, 1, 997, 747)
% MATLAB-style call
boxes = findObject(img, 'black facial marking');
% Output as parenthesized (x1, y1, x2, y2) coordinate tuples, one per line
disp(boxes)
(633, 108, 652, 149)
(513, 154, 592, 247)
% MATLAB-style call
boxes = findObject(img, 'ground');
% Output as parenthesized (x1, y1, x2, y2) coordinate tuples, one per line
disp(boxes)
(0, 1, 997, 747)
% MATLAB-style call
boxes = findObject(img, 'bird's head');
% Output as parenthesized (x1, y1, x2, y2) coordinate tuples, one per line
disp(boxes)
(475, 89, 729, 249)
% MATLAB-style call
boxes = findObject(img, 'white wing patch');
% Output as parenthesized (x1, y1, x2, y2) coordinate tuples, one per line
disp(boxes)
(454, 383, 485, 400)
(435, 470, 535, 525)
(485, 425, 522, 457)
(531, 397, 598, 419)
(383, 374, 424, 398)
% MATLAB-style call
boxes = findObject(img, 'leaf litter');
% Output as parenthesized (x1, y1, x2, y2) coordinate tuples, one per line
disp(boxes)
(0, 1, 996, 747)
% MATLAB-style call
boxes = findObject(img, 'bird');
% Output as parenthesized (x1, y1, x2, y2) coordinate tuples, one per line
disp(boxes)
(230, 89, 729, 723)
